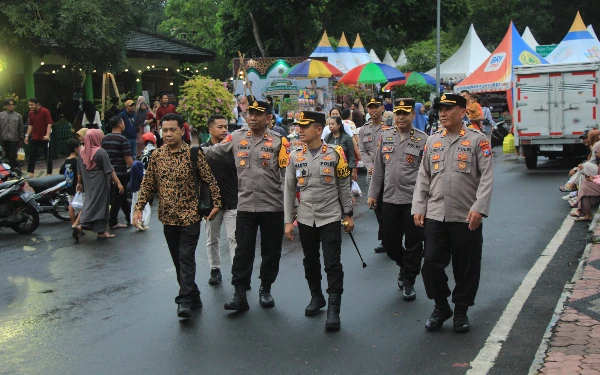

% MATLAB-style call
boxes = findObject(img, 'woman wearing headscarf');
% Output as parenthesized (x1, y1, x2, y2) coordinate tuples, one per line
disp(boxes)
(72, 129, 124, 241)
(572, 141, 600, 221)
(412, 103, 429, 132)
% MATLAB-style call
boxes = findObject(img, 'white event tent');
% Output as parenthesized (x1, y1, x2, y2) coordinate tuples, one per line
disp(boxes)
(369, 49, 381, 63)
(425, 24, 491, 80)
(522, 27, 539, 49)
(588, 25, 599, 41)
(381, 50, 396, 66)
(396, 49, 408, 67)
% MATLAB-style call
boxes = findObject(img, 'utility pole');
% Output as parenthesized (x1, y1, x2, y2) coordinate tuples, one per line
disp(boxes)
(436, 0, 441, 95)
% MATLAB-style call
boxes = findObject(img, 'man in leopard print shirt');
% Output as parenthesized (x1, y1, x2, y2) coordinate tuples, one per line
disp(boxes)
(134, 113, 221, 319)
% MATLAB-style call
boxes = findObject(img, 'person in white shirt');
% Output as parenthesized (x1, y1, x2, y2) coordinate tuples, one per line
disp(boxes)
(321, 107, 353, 140)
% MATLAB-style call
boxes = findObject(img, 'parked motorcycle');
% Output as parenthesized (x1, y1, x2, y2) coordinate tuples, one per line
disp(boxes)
(27, 175, 71, 221)
(0, 178, 40, 234)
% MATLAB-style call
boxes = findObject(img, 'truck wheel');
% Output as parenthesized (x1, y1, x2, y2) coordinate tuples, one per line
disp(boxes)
(525, 155, 538, 169)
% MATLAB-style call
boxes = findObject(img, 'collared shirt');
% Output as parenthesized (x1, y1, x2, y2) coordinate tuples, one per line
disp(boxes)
(284, 143, 352, 227)
(101, 133, 132, 177)
(135, 142, 222, 226)
(368, 127, 428, 205)
(28, 107, 53, 141)
(412, 125, 494, 222)
(0, 111, 24, 141)
(201, 138, 238, 210)
(202, 128, 290, 213)
(358, 119, 390, 170)
(156, 104, 177, 123)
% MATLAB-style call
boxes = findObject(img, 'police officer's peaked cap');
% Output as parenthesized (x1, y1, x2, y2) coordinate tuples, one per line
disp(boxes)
(366, 96, 383, 107)
(433, 93, 467, 109)
(248, 100, 271, 113)
(393, 98, 415, 113)
(296, 111, 326, 126)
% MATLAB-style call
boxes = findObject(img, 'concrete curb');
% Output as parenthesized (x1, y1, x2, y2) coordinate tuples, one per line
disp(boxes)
(527, 213, 600, 374)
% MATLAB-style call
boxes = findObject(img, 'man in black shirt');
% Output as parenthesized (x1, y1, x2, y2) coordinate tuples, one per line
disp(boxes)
(102, 116, 134, 228)
(104, 97, 121, 133)
(201, 114, 239, 285)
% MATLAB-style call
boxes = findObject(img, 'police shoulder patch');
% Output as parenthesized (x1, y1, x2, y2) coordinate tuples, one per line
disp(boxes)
(334, 146, 351, 178)
(220, 134, 232, 144)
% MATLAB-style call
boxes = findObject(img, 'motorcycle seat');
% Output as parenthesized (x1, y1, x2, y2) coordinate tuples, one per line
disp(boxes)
(0, 179, 19, 190)
(28, 175, 65, 192)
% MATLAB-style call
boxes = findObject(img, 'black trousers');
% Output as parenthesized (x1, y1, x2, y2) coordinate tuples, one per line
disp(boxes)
(0, 140, 19, 168)
(27, 139, 52, 174)
(164, 221, 201, 304)
(298, 221, 344, 294)
(374, 187, 384, 241)
(381, 203, 424, 283)
(422, 219, 483, 307)
(109, 174, 131, 227)
(231, 211, 284, 287)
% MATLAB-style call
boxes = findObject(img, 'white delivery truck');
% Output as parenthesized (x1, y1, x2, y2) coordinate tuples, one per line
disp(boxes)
(513, 62, 599, 169)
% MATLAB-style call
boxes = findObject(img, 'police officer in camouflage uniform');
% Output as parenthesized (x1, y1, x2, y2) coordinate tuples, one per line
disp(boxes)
(368, 98, 428, 301)
(358, 97, 390, 253)
(284, 111, 353, 332)
(412, 93, 493, 333)
(202, 100, 291, 311)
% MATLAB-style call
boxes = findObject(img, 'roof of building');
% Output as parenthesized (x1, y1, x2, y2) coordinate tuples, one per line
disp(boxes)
(125, 30, 215, 61)
(45, 30, 215, 63)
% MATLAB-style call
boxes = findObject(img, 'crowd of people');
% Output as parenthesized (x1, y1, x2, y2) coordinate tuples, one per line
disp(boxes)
(120, 93, 492, 335)
(1, 91, 495, 335)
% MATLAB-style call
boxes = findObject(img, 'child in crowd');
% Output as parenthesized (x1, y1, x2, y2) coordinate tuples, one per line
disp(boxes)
(59, 138, 81, 224)
(129, 160, 150, 231)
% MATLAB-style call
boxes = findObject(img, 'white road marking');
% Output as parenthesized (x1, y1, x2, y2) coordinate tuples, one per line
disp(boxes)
(467, 214, 575, 375)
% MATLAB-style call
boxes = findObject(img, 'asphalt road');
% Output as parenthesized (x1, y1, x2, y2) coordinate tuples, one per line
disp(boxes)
(0, 150, 588, 375)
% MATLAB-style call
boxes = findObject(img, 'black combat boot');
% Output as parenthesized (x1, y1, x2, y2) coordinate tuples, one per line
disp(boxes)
(325, 293, 342, 331)
(403, 280, 416, 301)
(425, 299, 453, 331)
(374, 243, 386, 253)
(453, 306, 470, 333)
(259, 284, 275, 308)
(224, 285, 250, 311)
(305, 286, 326, 316)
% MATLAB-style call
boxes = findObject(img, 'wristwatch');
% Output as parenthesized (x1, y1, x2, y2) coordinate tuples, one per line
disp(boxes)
(344, 210, 353, 217)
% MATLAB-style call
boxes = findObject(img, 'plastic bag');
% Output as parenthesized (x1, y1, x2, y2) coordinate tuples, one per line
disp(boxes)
(351, 180, 362, 197)
(17, 148, 25, 161)
(503, 133, 516, 154)
(71, 192, 84, 210)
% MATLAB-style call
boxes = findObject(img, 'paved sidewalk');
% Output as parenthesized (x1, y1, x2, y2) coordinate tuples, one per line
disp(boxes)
(533, 216, 600, 374)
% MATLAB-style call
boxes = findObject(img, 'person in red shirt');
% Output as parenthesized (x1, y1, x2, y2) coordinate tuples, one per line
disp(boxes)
(155, 94, 177, 126)
(24, 98, 53, 177)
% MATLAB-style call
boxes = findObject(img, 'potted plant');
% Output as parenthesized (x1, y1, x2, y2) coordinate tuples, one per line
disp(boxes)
(178, 76, 234, 143)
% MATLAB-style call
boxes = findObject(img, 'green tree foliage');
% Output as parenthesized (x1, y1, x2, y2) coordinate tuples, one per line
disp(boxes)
(447, 0, 600, 47)
(0, 0, 165, 72)
(158, 0, 469, 80)
(401, 32, 459, 72)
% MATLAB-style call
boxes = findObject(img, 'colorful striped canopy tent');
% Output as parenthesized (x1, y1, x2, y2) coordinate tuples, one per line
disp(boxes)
(546, 12, 600, 64)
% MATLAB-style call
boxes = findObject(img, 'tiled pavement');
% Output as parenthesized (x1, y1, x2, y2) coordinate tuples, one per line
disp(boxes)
(534, 217, 600, 374)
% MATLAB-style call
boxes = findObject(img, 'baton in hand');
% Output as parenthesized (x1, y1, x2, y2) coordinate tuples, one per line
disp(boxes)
(343, 220, 366, 268)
